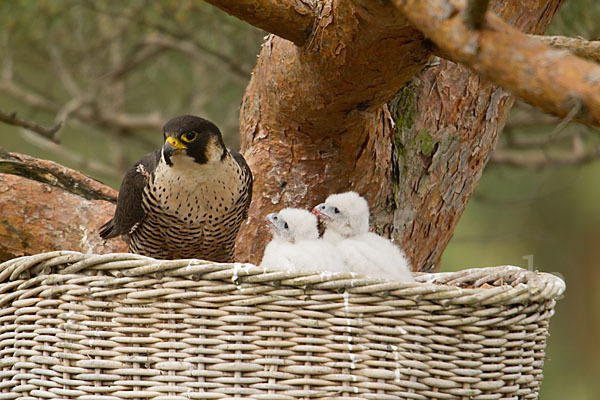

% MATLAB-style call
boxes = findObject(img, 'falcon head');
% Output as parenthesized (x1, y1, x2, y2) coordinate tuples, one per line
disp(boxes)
(266, 208, 319, 243)
(312, 191, 370, 237)
(162, 115, 226, 166)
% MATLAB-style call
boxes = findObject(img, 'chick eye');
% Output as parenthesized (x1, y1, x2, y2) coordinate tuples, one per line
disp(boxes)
(333, 207, 340, 214)
(181, 131, 198, 143)
(283, 222, 289, 229)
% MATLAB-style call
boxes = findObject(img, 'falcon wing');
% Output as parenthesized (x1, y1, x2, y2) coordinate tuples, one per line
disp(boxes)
(230, 149, 253, 219)
(99, 150, 161, 239)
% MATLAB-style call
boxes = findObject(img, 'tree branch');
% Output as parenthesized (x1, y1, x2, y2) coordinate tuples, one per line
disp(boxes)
(490, 143, 600, 168)
(19, 131, 120, 179)
(139, 33, 250, 81)
(535, 35, 600, 64)
(394, 0, 600, 127)
(0, 147, 117, 202)
(0, 78, 163, 133)
(204, 0, 316, 46)
(0, 109, 63, 142)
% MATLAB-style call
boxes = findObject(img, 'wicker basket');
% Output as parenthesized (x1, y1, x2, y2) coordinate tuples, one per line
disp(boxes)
(0, 251, 565, 400)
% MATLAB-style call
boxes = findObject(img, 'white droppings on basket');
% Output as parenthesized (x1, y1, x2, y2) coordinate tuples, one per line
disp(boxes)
(232, 263, 243, 287)
(352, 385, 358, 392)
(350, 272, 358, 287)
(421, 272, 445, 284)
(398, 326, 407, 334)
(349, 352, 356, 369)
(391, 344, 401, 382)
(185, 259, 199, 270)
(320, 271, 334, 282)
(391, 345, 399, 358)
(343, 290, 350, 314)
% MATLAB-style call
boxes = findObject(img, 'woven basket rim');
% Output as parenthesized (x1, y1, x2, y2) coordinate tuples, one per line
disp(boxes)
(0, 251, 565, 306)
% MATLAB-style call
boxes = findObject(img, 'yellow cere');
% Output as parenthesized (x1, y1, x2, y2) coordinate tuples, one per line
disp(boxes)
(165, 136, 187, 149)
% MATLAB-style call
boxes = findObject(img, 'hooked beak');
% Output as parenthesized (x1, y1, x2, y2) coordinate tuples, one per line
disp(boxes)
(312, 203, 332, 221)
(163, 136, 187, 158)
(265, 213, 279, 229)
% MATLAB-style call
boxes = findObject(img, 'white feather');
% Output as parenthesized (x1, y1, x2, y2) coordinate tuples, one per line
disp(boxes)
(318, 191, 414, 282)
(260, 208, 344, 272)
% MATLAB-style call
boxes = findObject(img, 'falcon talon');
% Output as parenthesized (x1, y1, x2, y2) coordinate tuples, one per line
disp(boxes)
(99, 115, 253, 262)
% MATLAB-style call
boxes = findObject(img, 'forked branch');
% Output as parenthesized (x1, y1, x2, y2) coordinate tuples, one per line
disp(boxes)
(394, 0, 600, 127)
(0, 109, 63, 142)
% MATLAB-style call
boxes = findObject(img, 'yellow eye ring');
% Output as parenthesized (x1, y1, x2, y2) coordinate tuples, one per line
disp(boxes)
(181, 131, 198, 143)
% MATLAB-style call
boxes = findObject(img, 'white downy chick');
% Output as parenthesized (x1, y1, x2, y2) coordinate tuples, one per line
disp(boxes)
(312, 191, 414, 282)
(259, 208, 344, 272)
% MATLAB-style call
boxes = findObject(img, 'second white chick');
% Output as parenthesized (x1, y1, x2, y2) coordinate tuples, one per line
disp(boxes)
(312, 191, 414, 282)
(259, 208, 344, 272)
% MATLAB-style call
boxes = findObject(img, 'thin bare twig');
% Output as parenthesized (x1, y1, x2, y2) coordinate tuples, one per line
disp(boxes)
(19, 131, 120, 179)
(49, 44, 82, 97)
(503, 129, 576, 149)
(0, 79, 163, 133)
(492, 123, 600, 169)
(0, 146, 117, 202)
(0, 109, 63, 142)
(139, 32, 251, 81)
(490, 145, 600, 168)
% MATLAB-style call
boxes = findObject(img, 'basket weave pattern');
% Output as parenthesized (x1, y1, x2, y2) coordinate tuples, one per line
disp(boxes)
(0, 252, 565, 399)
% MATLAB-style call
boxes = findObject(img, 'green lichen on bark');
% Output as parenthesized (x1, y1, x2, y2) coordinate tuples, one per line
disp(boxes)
(416, 129, 435, 155)
(389, 81, 419, 207)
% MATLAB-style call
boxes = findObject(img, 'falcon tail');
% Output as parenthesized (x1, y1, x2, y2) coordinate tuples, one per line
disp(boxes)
(99, 218, 118, 240)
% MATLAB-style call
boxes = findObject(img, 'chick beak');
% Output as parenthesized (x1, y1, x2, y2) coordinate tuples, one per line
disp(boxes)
(265, 213, 279, 229)
(312, 204, 332, 221)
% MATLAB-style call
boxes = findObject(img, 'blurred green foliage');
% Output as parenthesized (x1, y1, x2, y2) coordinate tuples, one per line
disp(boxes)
(0, 0, 264, 187)
(0, 0, 599, 399)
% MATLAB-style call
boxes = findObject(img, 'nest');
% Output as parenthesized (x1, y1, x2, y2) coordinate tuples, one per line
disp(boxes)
(0, 251, 565, 399)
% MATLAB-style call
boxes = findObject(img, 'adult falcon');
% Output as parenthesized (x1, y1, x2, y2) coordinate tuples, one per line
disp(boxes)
(99, 115, 253, 262)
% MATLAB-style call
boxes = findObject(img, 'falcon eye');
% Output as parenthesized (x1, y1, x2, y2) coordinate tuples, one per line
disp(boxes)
(181, 131, 198, 143)
(283, 222, 289, 229)
(333, 207, 340, 214)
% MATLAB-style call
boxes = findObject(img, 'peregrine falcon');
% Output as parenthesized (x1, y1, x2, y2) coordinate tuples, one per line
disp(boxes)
(99, 115, 253, 262)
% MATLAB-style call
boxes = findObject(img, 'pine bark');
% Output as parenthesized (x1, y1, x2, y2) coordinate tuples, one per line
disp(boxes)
(0, 151, 127, 261)
(234, 0, 565, 270)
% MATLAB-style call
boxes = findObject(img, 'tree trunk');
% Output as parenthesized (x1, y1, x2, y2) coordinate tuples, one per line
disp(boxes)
(234, 0, 565, 270)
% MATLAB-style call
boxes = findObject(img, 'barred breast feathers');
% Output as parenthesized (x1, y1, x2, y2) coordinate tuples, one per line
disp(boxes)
(147, 150, 246, 226)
